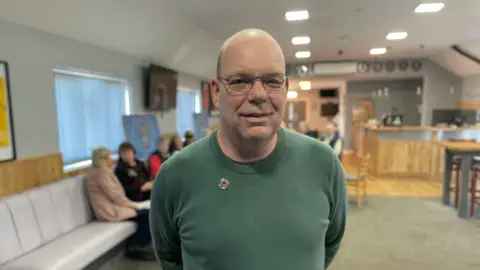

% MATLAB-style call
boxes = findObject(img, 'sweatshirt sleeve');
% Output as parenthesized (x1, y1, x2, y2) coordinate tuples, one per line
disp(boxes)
(150, 163, 183, 270)
(324, 152, 347, 268)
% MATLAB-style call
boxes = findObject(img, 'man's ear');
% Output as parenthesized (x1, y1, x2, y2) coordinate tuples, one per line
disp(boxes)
(285, 78, 289, 91)
(210, 78, 220, 110)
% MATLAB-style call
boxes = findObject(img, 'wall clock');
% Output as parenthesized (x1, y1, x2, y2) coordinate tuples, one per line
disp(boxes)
(411, 60, 422, 71)
(398, 60, 408, 71)
(357, 62, 370, 73)
(372, 62, 384, 72)
(385, 60, 395, 72)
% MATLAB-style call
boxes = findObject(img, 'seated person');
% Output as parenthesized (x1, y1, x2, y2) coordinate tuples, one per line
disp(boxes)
(296, 121, 309, 135)
(183, 130, 195, 147)
(321, 123, 343, 160)
(168, 134, 183, 155)
(115, 141, 152, 202)
(85, 147, 154, 260)
(203, 128, 213, 137)
(297, 121, 318, 139)
(148, 136, 170, 180)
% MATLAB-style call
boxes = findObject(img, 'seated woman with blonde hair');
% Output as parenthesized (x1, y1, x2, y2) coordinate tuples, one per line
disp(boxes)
(85, 147, 154, 261)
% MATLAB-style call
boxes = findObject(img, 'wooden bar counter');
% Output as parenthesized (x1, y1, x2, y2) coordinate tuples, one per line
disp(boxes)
(361, 126, 480, 180)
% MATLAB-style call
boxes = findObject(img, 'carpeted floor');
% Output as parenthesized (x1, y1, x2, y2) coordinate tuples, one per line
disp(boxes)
(118, 196, 480, 270)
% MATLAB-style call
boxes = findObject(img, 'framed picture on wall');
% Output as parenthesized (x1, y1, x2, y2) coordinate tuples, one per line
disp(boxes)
(0, 61, 16, 162)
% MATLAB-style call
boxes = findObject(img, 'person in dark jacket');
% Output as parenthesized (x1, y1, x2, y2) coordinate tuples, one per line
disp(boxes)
(148, 136, 170, 180)
(115, 141, 153, 202)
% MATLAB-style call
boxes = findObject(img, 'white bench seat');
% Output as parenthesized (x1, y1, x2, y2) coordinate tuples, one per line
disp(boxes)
(0, 175, 137, 269)
(1, 221, 135, 270)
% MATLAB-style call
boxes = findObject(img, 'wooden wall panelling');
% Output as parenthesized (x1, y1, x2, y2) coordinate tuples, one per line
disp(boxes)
(375, 140, 432, 179)
(430, 142, 445, 182)
(363, 130, 379, 174)
(457, 101, 480, 110)
(0, 132, 184, 198)
(0, 153, 64, 197)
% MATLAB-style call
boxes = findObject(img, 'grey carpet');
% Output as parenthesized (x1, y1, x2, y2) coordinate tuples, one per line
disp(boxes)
(118, 196, 480, 270)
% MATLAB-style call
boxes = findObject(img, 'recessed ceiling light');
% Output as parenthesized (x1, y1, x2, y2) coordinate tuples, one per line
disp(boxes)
(292, 36, 311, 45)
(386, 32, 408, 40)
(295, 51, 311, 58)
(299, 81, 311, 91)
(414, 3, 444, 13)
(369, 48, 387, 55)
(285, 10, 309, 21)
(287, 91, 298, 99)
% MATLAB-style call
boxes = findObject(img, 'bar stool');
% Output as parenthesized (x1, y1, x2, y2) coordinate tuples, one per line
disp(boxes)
(470, 164, 480, 217)
(448, 138, 477, 209)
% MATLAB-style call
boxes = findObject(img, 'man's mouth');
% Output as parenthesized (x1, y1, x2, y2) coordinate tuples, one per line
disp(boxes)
(240, 113, 271, 118)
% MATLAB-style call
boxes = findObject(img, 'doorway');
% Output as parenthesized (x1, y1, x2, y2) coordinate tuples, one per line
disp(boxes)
(351, 99, 373, 157)
(284, 100, 307, 130)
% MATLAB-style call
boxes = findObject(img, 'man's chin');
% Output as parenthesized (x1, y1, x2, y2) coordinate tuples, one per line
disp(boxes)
(242, 126, 275, 140)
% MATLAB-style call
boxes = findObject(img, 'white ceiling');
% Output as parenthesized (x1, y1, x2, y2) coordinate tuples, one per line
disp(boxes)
(0, 0, 479, 78)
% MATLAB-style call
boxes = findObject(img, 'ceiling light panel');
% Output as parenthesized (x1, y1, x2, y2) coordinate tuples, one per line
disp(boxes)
(292, 36, 311, 45)
(285, 10, 309, 21)
(287, 91, 298, 99)
(369, 48, 387, 55)
(386, 32, 408, 40)
(295, 51, 311, 58)
(299, 81, 311, 91)
(414, 3, 444, 13)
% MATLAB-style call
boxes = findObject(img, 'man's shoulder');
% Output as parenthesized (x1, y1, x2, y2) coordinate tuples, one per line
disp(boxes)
(284, 128, 334, 158)
(161, 135, 213, 173)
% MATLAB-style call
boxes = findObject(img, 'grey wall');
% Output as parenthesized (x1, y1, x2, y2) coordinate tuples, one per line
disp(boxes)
(351, 60, 463, 126)
(0, 19, 202, 159)
(344, 79, 423, 150)
(462, 75, 480, 101)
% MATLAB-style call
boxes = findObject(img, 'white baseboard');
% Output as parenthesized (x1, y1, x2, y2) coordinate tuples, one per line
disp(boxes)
(343, 149, 353, 155)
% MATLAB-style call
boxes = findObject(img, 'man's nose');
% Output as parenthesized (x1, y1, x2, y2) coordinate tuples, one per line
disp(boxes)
(247, 79, 267, 104)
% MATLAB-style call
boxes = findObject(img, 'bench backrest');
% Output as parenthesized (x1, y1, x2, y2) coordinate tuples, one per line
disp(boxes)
(0, 175, 92, 265)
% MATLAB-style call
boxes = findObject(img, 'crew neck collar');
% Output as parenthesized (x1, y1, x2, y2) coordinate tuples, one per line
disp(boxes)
(210, 128, 287, 174)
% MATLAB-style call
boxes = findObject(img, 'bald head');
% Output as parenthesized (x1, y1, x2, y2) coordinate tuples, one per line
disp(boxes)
(216, 29, 285, 77)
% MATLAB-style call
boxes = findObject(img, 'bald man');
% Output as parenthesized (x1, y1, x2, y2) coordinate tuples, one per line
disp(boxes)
(150, 29, 347, 270)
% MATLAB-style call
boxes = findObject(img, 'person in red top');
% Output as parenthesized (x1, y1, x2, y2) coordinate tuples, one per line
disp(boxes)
(148, 136, 170, 180)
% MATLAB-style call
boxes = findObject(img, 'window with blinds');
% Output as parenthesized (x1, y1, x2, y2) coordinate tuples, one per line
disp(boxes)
(176, 88, 201, 138)
(53, 70, 130, 164)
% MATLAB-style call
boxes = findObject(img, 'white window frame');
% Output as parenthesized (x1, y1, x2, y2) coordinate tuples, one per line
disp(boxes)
(53, 68, 131, 173)
(176, 87, 202, 140)
(178, 87, 202, 113)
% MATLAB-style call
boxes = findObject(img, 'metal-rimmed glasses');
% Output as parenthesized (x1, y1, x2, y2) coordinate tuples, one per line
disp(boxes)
(218, 73, 287, 95)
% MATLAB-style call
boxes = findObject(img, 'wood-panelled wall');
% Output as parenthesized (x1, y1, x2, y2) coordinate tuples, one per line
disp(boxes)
(0, 153, 88, 198)
(457, 102, 480, 110)
(0, 132, 183, 198)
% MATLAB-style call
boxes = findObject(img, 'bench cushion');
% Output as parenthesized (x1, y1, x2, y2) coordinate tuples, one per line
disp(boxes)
(28, 186, 62, 243)
(0, 202, 23, 265)
(65, 175, 93, 226)
(1, 221, 136, 270)
(48, 179, 78, 234)
(2, 193, 43, 254)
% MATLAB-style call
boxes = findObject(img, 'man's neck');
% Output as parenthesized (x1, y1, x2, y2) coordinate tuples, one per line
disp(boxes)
(217, 128, 278, 163)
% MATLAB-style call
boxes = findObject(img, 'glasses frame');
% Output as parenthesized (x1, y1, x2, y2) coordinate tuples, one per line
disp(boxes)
(217, 73, 288, 95)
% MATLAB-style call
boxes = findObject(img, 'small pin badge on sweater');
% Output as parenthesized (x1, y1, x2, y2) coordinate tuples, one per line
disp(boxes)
(218, 178, 229, 190)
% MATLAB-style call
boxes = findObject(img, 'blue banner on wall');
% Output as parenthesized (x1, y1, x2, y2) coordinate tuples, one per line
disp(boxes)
(122, 114, 160, 160)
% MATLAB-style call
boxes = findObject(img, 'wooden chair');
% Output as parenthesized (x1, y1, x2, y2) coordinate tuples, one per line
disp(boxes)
(346, 154, 370, 207)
